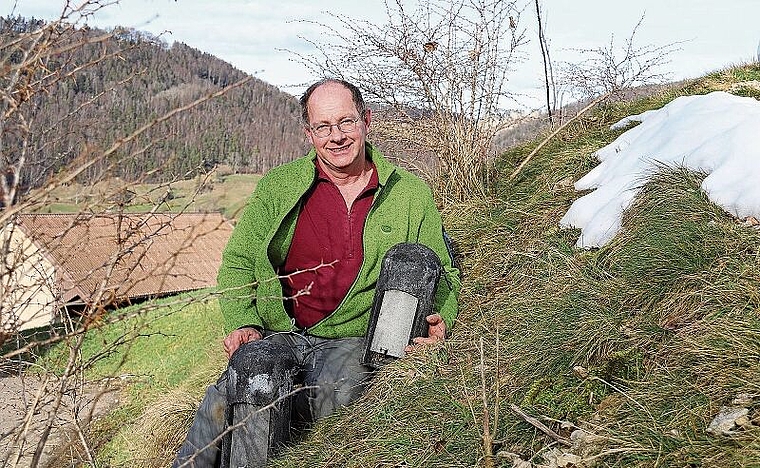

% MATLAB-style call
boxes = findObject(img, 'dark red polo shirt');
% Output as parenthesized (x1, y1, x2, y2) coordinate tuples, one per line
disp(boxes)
(279, 162, 378, 329)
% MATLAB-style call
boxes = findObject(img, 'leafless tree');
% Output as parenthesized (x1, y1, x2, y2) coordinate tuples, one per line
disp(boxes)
(0, 3, 257, 466)
(559, 15, 680, 102)
(509, 15, 680, 181)
(293, 0, 529, 201)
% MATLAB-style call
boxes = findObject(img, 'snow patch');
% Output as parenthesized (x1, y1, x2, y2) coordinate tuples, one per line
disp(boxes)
(560, 92, 760, 248)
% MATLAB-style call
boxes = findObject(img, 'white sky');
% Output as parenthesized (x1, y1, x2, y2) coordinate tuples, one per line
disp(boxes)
(559, 92, 760, 248)
(5, 0, 760, 106)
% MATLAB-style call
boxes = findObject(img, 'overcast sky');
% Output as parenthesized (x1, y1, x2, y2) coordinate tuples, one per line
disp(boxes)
(5, 0, 760, 107)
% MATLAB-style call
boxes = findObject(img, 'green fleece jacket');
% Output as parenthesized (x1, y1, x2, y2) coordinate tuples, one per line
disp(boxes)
(217, 143, 460, 338)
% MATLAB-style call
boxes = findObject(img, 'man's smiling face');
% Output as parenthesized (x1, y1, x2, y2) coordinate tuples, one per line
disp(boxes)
(305, 81, 371, 176)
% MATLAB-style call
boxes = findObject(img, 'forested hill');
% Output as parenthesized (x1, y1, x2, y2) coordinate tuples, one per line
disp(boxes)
(2, 16, 309, 192)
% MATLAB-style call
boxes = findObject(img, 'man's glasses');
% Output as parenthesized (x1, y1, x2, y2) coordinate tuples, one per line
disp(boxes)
(309, 117, 362, 138)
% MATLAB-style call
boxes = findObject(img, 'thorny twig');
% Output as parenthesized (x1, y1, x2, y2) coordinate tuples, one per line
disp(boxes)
(479, 337, 494, 468)
(509, 404, 571, 447)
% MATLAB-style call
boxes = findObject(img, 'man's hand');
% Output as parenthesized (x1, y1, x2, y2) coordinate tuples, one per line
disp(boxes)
(223, 327, 262, 359)
(405, 313, 447, 352)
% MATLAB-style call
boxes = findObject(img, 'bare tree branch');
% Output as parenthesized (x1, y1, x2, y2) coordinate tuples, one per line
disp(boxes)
(289, 0, 529, 201)
(559, 15, 681, 101)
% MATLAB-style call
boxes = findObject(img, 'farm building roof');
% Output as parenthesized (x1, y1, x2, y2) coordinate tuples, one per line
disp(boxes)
(13, 212, 233, 305)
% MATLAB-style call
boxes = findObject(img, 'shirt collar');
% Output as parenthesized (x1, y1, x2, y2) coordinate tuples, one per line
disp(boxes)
(314, 159, 379, 192)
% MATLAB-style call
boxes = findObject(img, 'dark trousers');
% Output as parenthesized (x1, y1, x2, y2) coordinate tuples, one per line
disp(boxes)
(172, 333, 373, 468)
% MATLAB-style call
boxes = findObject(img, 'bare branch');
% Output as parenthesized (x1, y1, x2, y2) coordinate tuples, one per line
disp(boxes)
(559, 15, 681, 101)
(509, 404, 572, 447)
(289, 0, 530, 201)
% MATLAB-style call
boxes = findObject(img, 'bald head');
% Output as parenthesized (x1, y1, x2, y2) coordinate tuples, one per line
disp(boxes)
(299, 79, 367, 126)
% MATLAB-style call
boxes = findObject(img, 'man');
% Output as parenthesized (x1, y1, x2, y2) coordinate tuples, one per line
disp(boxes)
(173, 79, 460, 467)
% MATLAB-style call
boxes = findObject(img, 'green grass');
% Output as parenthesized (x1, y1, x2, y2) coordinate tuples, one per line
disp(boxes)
(37, 291, 228, 466)
(35, 172, 260, 219)
(42, 291, 225, 387)
(36, 203, 82, 213)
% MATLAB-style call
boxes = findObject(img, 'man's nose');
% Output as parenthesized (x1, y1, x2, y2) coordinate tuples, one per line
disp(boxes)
(329, 127, 348, 141)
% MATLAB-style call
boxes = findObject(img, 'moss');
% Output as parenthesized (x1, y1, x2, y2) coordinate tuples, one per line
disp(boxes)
(521, 375, 608, 420)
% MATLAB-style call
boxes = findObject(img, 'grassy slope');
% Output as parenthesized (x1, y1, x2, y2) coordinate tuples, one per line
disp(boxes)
(50, 64, 760, 467)
(267, 64, 760, 467)
(40, 292, 228, 466)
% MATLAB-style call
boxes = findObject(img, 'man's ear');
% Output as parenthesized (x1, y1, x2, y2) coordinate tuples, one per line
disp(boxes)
(304, 127, 314, 146)
(364, 108, 372, 131)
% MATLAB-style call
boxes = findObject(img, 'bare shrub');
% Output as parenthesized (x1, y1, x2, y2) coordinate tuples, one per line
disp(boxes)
(508, 15, 681, 181)
(558, 15, 681, 103)
(293, 0, 529, 202)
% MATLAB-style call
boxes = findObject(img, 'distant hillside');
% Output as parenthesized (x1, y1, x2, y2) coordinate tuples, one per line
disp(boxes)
(1, 16, 308, 195)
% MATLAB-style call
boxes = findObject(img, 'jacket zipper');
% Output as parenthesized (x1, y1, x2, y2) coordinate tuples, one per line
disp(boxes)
(305, 171, 389, 335)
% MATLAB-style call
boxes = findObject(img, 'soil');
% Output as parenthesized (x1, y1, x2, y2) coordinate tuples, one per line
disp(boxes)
(0, 374, 121, 468)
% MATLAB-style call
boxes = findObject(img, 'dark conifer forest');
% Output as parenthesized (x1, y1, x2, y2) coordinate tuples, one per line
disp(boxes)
(1, 16, 309, 194)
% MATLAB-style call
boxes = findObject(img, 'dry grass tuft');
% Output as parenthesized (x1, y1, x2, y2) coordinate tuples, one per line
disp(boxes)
(105, 350, 225, 467)
(124, 387, 201, 466)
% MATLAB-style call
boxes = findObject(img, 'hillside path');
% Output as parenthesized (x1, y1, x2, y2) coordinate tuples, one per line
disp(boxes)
(0, 375, 119, 467)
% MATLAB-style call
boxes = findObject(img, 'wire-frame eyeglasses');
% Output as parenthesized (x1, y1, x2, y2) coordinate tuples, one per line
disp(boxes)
(309, 117, 362, 138)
